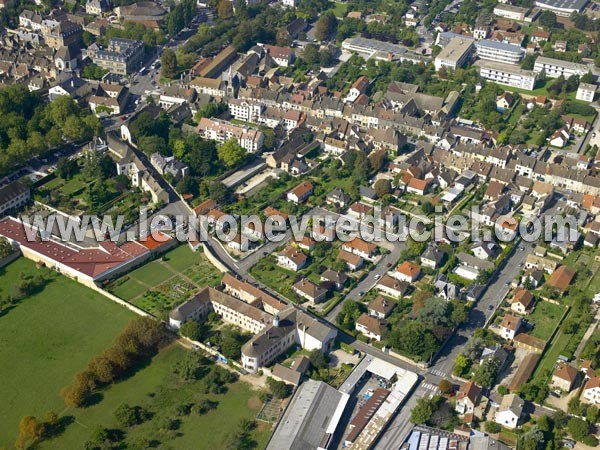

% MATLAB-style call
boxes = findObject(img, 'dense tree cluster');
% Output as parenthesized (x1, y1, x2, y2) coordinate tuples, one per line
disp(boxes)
(0, 86, 101, 176)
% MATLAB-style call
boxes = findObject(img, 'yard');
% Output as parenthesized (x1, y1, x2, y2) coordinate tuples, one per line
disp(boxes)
(250, 255, 299, 301)
(0, 258, 135, 448)
(38, 344, 272, 450)
(527, 301, 565, 341)
(107, 245, 223, 318)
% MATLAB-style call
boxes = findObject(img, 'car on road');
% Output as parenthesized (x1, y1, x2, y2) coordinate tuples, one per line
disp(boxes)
(505, 281, 511, 286)
(358, 291, 364, 297)
(488, 305, 494, 311)
(374, 274, 381, 280)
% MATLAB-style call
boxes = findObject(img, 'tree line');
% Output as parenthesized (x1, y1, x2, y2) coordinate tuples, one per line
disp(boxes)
(61, 317, 167, 408)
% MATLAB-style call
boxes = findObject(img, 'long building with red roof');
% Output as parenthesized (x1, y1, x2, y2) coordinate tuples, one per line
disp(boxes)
(0, 217, 154, 286)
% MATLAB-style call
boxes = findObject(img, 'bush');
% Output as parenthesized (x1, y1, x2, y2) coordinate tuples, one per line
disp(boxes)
(267, 377, 290, 399)
(497, 385, 508, 395)
(485, 421, 501, 433)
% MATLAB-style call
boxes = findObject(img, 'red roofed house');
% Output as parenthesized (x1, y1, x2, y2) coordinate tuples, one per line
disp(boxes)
(287, 181, 313, 203)
(510, 288, 535, 315)
(551, 363, 579, 392)
(277, 246, 308, 271)
(406, 178, 431, 195)
(341, 237, 377, 261)
(547, 265, 575, 295)
(346, 76, 370, 103)
(394, 261, 421, 283)
(500, 314, 522, 340)
(456, 381, 481, 415)
(581, 376, 600, 404)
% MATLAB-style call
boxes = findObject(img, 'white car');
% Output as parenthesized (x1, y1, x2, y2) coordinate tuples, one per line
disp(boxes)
(374, 274, 381, 280)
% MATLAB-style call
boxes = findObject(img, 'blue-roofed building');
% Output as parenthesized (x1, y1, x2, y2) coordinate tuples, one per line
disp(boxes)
(475, 40, 524, 64)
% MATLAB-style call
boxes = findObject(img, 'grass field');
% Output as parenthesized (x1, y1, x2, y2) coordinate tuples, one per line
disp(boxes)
(0, 258, 135, 448)
(107, 245, 223, 318)
(39, 344, 272, 450)
(528, 301, 565, 341)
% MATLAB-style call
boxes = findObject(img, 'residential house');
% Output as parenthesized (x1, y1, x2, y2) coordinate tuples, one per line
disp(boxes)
(510, 288, 535, 315)
(337, 249, 364, 271)
(472, 241, 500, 260)
(355, 313, 386, 341)
(551, 363, 578, 392)
(287, 181, 313, 203)
(546, 265, 575, 295)
(277, 246, 308, 271)
(456, 381, 481, 415)
(394, 261, 421, 283)
(293, 279, 328, 304)
(495, 394, 524, 429)
(421, 244, 446, 269)
(326, 188, 351, 208)
(500, 314, 522, 340)
(376, 275, 409, 298)
(582, 377, 600, 404)
(368, 296, 395, 319)
(320, 269, 348, 291)
(341, 237, 377, 261)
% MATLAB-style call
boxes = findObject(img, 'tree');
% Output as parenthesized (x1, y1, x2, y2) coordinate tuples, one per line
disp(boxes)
(336, 300, 363, 329)
(161, 48, 178, 78)
(388, 321, 438, 362)
(218, 138, 247, 168)
(56, 157, 78, 180)
(368, 149, 387, 171)
(267, 377, 290, 399)
(410, 397, 434, 424)
(315, 11, 337, 41)
(0, 236, 12, 259)
(139, 135, 166, 156)
(521, 54, 536, 70)
(422, 201, 434, 215)
(114, 404, 149, 427)
(302, 44, 320, 65)
(438, 379, 453, 395)
(309, 349, 328, 370)
(453, 353, 470, 376)
(539, 10, 557, 29)
(180, 320, 202, 340)
(567, 417, 589, 441)
(374, 179, 392, 197)
(16, 416, 46, 449)
(473, 358, 499, 388)
(217, 0, 233, 19)
(173, 351, 205, 381)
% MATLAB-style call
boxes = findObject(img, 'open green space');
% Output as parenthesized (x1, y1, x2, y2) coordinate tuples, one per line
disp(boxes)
(39, 344, 271, 450)
(107, 245, 223, 318)
(0, 258, 135, 448)
(527, 301, 565, 341)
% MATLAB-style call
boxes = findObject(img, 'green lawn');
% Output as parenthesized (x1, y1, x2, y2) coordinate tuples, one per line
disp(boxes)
(40, 172, 90, 197)
(250, 256, 299, 301)
(39, 344, 271, 450)
(0, 258, 135, 448)
(528, 301, 565, 341)
(107, 245, 223, 318)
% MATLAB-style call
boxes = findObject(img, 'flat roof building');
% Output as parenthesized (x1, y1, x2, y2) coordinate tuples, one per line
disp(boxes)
(435, 37, 474, 71)
(534, 56, 589, 78)
(477, 60, 537, 90)
(476, 40, 525, 64)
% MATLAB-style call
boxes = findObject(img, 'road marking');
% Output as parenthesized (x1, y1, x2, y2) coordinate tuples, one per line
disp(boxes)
(421, 383, 439, 392)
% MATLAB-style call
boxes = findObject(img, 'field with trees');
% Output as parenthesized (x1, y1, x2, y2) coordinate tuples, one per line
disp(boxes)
(0, 258, 135, 448)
